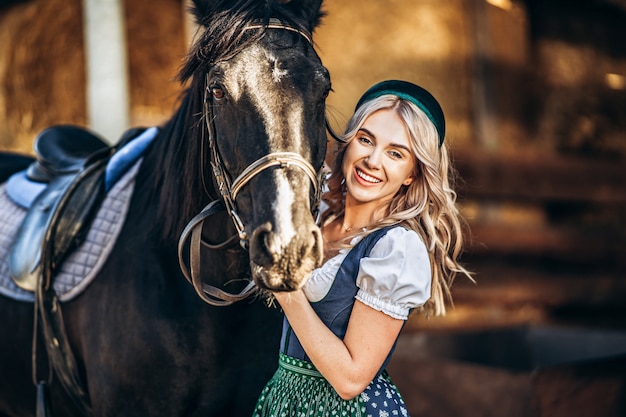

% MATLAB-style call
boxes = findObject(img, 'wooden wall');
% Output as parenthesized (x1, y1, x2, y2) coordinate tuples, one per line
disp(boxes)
(0, 0, 86, 153)
(1, 0, 625, 327)
(0, 0, 185, 152)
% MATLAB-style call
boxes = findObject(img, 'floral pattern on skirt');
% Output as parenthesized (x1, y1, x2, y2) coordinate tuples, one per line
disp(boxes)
(253, 353, 409, 417)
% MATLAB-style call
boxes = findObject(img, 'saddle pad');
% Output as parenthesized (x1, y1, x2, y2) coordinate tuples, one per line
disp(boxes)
(0, 160, 141, 303)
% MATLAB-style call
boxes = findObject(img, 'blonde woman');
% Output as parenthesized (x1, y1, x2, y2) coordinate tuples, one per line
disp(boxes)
(253, 80, 473, 417)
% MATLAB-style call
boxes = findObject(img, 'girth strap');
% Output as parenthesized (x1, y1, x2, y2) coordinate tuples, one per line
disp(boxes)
(34, 157, 110, 416)
(20, 126, 150, 416)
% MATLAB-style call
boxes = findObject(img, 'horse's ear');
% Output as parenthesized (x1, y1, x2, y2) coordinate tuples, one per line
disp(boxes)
(278, 0, 325, 32)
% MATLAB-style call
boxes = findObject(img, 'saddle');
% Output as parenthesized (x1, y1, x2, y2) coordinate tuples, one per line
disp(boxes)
(10, 125, 111, 292)
(26, 125, 110, 182)
(6, 125, 148, 416)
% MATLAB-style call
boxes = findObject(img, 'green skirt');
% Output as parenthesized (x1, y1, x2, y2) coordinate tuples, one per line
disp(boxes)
(253, 353, 365, 417)
(253, 353, 409, 417)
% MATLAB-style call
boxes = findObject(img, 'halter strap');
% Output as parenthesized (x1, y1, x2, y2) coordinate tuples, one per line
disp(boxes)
(177, 200, 256, 306)
(231, 152, 320, 200)
(203, 73, 322, 248)
(177, 19, 323, 306)
(244, 18, 313, 45)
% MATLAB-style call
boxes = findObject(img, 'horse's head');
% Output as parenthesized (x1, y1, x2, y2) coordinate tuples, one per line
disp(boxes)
(180, 0, 329, 292)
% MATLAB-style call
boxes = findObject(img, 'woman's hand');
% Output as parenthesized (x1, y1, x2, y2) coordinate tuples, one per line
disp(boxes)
(272, 289, 404, 400)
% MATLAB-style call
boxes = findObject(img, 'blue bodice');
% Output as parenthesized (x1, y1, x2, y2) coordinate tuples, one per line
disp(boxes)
(279, 227, 402, 376)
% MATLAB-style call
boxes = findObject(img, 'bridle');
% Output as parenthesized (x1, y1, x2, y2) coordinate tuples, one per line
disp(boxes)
(177, 19, 325, 306)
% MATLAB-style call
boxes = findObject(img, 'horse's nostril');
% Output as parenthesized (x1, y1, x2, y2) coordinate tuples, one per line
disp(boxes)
(250, 225, 278, 268)
(311, 227, 323, 266)
(263, 232, 281, 259)
(300, 226, 322, 266)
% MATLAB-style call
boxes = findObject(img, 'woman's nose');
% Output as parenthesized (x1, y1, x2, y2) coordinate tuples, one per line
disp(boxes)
(364, 148, 382, 168)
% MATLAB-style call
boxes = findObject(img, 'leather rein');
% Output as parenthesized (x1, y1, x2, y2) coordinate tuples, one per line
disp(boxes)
(177, 20, 324, 306)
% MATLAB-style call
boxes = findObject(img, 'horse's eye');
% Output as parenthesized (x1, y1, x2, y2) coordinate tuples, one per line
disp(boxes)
(321, 88, 330, 100)
(211, 86, 225, 100)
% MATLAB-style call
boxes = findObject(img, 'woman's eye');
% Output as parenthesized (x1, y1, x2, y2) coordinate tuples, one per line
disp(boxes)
(358, 136, 372, 145)
(388, 150, 403, 159)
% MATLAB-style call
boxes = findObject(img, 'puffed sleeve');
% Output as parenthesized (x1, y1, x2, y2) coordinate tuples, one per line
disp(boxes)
(355, 227, 431, 320)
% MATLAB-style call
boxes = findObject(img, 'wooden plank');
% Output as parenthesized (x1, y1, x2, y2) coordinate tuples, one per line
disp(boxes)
(465, 222, 626, 265)
(452, 149, 626, 205)
(405, 266, 626, 331)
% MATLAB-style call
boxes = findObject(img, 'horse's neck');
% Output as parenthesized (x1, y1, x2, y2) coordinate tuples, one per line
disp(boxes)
(138, 94, 217, 242)
(131, 116, 248, 288)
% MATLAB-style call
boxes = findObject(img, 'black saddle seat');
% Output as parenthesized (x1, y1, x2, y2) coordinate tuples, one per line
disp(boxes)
(27, 125, 109, 183)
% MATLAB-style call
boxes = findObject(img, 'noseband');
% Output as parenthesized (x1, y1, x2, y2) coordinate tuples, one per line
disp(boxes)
(177, 19, 324, 306)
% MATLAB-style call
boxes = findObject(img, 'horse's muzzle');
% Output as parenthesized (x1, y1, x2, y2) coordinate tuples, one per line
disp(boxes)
(249, 222, 322, 291)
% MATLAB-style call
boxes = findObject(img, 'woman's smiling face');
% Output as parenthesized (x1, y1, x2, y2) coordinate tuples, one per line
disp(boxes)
(342, 108, 416, 210)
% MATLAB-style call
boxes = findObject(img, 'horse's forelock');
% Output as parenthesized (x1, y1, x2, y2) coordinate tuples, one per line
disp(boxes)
(180, 0, 324, 83)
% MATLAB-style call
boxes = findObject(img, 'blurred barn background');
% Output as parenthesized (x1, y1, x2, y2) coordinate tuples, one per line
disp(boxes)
(1, 0, 625, 415)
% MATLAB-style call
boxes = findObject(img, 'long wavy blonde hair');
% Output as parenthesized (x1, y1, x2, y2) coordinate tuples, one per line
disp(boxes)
(323, 95, 473, 316)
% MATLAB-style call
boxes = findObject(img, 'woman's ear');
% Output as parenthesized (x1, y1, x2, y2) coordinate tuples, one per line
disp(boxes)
(402, 176, 414, 186)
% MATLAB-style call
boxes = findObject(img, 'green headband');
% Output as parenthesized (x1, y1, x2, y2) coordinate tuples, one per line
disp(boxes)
(355, 80, 446, 147)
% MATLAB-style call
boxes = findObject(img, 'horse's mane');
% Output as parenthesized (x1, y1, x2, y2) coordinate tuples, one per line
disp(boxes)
(142, 0, 325, 242)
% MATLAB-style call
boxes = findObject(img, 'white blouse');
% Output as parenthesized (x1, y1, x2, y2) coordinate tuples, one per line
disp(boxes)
(303, 227, 432, 320)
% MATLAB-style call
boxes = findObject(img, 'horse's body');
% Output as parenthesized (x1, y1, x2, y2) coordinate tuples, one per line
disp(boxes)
(0, 0, 329, 416)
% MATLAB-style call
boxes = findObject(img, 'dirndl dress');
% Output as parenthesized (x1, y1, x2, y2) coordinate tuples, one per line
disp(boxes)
(252, 227, 411, 417)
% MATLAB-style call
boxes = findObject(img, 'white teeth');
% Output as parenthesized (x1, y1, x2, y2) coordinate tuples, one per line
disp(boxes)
(356, 169, 381, 183)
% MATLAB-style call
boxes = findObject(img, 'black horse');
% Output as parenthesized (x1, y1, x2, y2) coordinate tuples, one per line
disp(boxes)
(0, 0, 330, 415)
